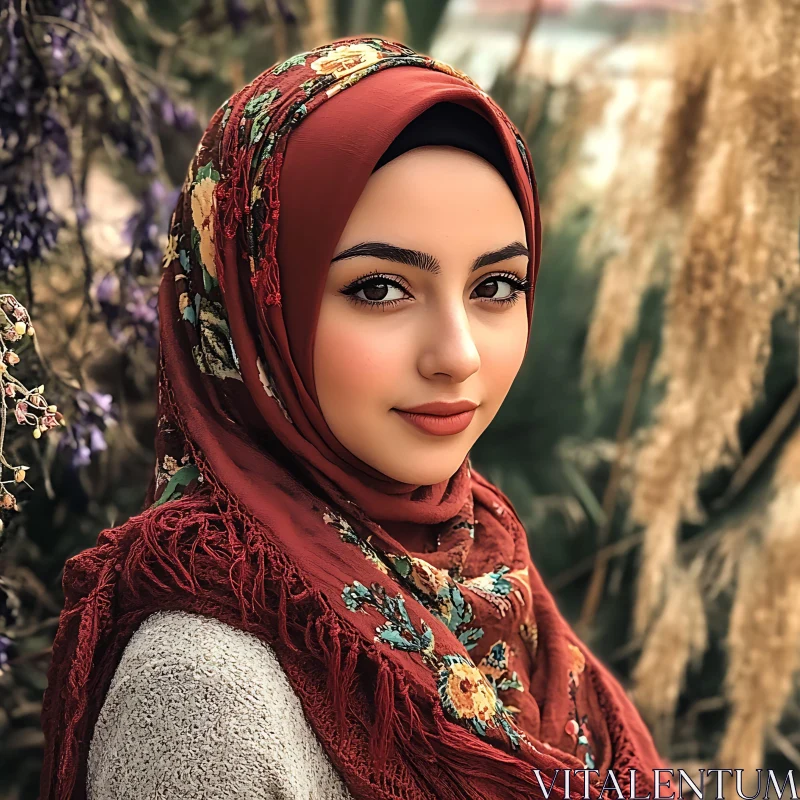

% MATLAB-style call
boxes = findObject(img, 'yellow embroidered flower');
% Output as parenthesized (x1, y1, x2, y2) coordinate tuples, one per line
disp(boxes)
(567, 643, 586, 678)
(462, 572, 496, 593)
(162, 455, 180, 475)
(310, 43, 381, 80)
(431, 59, 481, 89)
(507, 565, 530, 589)
(365, 549, 391, 575)
(506, 565, 532, 604)
(178, 292, 191, 314)
(191, 176, 217, 279)
(407, 557, 450, 598)
(162, 233, 179, 270)
(519, 619, 538, 656)
(443, 660, 497, 722)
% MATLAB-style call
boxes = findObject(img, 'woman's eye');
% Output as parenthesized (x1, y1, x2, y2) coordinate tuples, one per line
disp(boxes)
(342, 276, 410, 309)
(473, 278, 512, 300)
(472, 275, 527, 304)
(357, 280, 406, 303)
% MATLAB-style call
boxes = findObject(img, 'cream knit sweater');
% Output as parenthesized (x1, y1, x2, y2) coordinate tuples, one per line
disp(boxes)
(86, 609, 354, 799)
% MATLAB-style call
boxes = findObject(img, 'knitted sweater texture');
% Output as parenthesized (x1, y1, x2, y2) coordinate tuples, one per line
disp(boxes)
(86, 610, 354, 800)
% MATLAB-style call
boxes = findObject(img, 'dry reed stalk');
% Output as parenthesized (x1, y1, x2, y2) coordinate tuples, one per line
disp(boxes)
(630, 559, 707, 749)
(717, 479, 800, 777)
(630, 0, 800, 638)
(579, 76, 673, 380)
(543, 80, 613, 231)
(700, 522, 754, 602)
(382, 0, 408, 44)
(303, 0, 332, 50)
(652, 16, 719, 216)
(774, 427, 800, 491)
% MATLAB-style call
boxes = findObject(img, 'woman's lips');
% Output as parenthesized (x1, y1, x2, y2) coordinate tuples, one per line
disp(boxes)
(392, 408, 476, 436)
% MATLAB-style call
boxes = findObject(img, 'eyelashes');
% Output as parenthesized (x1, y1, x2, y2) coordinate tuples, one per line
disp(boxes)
(339, 270, 532, 311)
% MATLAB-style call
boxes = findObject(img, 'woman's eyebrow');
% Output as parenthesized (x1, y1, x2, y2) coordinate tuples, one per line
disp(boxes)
(330, 241, 529, 275)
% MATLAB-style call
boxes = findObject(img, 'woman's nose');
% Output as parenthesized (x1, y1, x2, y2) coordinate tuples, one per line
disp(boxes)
(417, 305, 481, 383)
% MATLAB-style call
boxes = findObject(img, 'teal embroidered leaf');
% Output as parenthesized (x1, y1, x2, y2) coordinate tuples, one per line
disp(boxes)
(152, 464, 201, 508)
(195, 161, 220, 183)
(342, 580, 372, 613)
(496, 675, 524, 692)
(244, 88, 280, 144)
(459, 627, 484, 651)
(377, 624, 423, 652)
(202, 264, 215, 293)
(390, 554, 413, 578)
(273, 52, 308, 74)
(342, 580, 435, 658)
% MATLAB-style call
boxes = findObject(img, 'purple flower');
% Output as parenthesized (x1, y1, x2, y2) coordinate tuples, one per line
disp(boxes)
(150, 86, 198, 132)
(94, 270, 159, 349)
(0, 635, 13, 670)
(88, 392, 114, 417)
(225, 0, 251, 32)
(0, 179, 62, 273)
(75, 391, 114, 420)
(57, 389, 118, 471)
(0, 1, 199, 279)
(275, 0, 298, 24)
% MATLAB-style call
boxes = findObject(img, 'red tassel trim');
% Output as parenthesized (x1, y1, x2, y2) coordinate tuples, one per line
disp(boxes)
(254, 151, 283, 306)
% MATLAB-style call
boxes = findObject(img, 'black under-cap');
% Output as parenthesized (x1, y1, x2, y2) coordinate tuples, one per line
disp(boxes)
(372, 101, 520, 204)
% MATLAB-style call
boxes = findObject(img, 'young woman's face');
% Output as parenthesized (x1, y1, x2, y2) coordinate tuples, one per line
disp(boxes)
(314, 145, 530, 485)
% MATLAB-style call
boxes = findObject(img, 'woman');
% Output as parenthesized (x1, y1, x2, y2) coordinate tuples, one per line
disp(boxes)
(39, 36, 671, 800)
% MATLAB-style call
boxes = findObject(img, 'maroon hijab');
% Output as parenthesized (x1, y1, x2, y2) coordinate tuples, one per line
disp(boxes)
(39, 36, 670, 800)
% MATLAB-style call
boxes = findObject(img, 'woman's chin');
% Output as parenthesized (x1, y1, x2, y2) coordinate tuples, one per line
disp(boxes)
(331, 414, 477, 485)
(374, 451, 469, 486)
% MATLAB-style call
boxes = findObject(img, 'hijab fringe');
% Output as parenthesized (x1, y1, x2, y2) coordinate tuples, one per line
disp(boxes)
(43, 484, 595, 800)
(252, 151, 283, 306)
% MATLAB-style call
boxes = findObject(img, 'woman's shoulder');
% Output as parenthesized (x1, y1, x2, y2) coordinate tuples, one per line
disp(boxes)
(87, 609, 352, 800)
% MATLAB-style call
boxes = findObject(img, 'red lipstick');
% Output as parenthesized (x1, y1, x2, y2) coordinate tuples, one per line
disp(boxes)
(392, 400, 478, 436)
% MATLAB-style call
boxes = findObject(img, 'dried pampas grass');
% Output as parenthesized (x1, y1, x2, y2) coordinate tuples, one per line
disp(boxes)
(572, 0, 800, 766)
(629, 0, 800, 637)
(630, 559, 708, 750)
(543, 79, 614, 229)
(580, 76, 674, 380)
(718, 472, 800, 774)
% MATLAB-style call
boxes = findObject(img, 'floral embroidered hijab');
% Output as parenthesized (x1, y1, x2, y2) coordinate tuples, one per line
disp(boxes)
(39, 36, 669, 800)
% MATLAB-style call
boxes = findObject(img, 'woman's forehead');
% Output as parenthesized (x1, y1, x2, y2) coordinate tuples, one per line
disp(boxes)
(336, 147, 527, 248)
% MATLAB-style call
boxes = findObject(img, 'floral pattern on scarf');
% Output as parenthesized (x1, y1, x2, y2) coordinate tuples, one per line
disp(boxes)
(324, 507, 549, 752)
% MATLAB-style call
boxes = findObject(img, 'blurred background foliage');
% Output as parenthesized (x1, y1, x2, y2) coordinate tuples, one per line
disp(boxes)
(3, 0, 800, 796)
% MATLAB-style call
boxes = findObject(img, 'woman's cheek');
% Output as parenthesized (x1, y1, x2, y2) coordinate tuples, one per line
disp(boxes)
(316, 312, 404, 413)
(479, 315, 528, 408)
